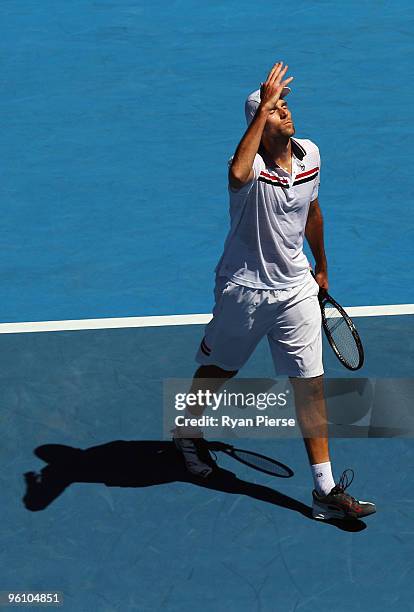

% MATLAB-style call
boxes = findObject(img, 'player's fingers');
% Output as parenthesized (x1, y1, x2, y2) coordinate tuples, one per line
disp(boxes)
(268, 63, 285, 85)
(272, 64, 289, 85)
(268, 76, 293, 101)
(269, 70, 289, 92)
(267, 61, 281, 76)
(272, 77, 293, 100)
(265, 61, 282, 84)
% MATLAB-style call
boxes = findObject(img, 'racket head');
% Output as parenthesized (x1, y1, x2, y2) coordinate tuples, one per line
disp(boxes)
(319, 292, 364, 371)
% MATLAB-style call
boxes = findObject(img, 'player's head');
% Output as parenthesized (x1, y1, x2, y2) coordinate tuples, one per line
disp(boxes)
(245, 88, 295, 140)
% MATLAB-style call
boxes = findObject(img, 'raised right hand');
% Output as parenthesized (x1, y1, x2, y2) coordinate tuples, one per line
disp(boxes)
(259, 61, 294, 112)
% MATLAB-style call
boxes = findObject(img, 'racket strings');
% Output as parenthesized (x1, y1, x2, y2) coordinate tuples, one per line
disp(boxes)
(323, 303, 361, 369)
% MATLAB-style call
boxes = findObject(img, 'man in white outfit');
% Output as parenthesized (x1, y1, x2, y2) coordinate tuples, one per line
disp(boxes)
(174, 62, 375, 521)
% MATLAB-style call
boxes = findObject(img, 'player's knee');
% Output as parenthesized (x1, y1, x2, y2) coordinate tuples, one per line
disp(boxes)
(290, 374, 324, 398)
(194, 365, 238, 379)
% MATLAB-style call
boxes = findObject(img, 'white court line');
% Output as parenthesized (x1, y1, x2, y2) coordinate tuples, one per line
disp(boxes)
(0, 304, 413, 334)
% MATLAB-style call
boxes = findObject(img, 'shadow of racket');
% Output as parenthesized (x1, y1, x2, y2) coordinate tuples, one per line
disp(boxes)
(207, 441, 294, 478)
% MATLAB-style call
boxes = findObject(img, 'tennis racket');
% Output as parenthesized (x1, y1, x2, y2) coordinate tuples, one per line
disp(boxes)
(311, 271, 364, 371)
(208, 442, 294, 478)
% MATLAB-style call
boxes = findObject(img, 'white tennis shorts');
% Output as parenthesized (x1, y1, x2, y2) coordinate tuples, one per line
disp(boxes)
(196, 271, 323, 378)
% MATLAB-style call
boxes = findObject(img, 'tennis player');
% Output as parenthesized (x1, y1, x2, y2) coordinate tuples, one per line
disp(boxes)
(174, 62, 375, 521)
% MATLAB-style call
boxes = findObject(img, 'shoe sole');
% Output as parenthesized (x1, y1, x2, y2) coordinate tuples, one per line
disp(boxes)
(312, 500, 376, 521)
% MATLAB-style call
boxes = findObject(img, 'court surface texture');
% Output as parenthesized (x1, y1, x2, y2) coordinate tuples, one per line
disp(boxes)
(1, 1, 414, 611)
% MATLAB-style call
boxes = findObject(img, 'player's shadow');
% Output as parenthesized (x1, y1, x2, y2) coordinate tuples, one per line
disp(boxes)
(23, 441, 366, 532)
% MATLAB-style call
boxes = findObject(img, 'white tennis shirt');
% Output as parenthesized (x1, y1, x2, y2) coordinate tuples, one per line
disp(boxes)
(216, 138, 321, 289)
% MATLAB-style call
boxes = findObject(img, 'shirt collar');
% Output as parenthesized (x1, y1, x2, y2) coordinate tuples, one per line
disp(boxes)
(291, 138, 306, 160)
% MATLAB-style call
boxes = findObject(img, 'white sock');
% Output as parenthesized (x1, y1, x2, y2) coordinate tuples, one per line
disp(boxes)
(311, 461, 335, 495)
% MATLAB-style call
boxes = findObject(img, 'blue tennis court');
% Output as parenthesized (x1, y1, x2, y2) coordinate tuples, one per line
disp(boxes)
(2, 1, 414, 610)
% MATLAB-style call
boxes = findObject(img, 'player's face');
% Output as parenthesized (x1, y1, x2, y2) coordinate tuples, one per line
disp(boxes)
(264, 98, 295, 139)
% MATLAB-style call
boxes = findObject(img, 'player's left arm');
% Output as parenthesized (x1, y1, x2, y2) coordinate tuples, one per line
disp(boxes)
(305, 197, 328, 291)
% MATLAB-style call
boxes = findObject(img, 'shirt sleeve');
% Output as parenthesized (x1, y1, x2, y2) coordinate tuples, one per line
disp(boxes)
(311, 147, 321, 201)
(228, 154, 265, 194)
